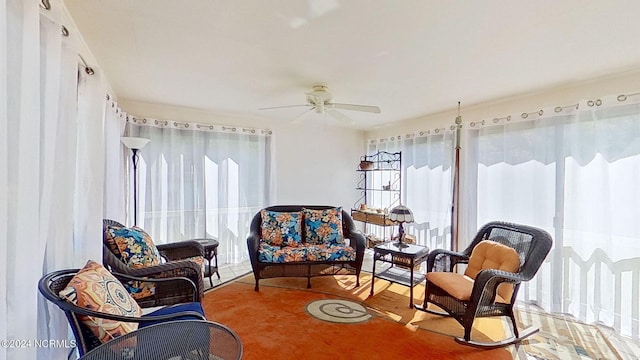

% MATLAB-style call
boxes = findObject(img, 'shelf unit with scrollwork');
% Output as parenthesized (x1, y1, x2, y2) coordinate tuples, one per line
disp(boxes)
(351, 151, 401, 247)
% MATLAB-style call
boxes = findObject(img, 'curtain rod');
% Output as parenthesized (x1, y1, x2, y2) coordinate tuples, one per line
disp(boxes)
(128, 116, 273, 136)
(471, 91, 640, 128)
(38, 0, 95, 76)
(78, 55, 95, 75)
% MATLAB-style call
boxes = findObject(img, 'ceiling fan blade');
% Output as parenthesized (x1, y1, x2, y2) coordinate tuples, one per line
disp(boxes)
(291, 107, 315, 124)
(326, 109, 355, 125)
(331, 103, 381, 113)
(258, 104, 311, 110)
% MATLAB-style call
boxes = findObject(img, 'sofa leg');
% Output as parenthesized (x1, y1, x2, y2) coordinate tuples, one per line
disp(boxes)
(254, 281, 259, 291)
(307, 277, 311, 288)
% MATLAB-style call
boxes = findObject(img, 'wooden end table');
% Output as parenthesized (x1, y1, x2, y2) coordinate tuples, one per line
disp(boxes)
(370, 241, 429, 308)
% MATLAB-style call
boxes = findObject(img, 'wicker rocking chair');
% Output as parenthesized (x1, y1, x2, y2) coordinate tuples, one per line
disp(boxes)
(416, 221, 553, 348)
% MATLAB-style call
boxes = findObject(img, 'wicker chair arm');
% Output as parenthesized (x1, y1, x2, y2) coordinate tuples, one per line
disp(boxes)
(157, 240, 204, 261)
(111, 273, 199, 304)
(119, 260, 204, 301)
(122, 260, 201, 278)
(426, 249, 469, 273)
(470, 268, 525, 305)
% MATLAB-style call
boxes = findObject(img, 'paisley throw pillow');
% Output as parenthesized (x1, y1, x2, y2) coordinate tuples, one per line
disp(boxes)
(59, 260, 142, 343)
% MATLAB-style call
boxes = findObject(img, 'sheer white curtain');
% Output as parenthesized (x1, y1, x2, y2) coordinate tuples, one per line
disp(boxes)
(73, 66, 105, 264)
(367, 130, 455, 250)
(126, 120, 274, 266)
(2, 2, 106, 359)
(103, 100, 128, 221)
(462, 94, 640, 339)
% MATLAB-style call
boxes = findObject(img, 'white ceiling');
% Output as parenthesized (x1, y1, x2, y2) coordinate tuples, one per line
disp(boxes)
(62, 0, 640, 130)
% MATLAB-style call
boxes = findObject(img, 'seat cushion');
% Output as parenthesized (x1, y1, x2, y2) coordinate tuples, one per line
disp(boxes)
(305, 244, 356, 262)
(260, 210, 303, 246)
(426, 272, 508, 303)
(59, 260, 142, 343)
(302, 207, 344, 245)
(139, 302, 205, 328)
(257, 243, 308, 263)
(257, 243, 356, 263)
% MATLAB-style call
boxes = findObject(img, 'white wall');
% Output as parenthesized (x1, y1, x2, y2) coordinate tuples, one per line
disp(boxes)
(120, 100, 366, 210)
(270, 121, 364, 209)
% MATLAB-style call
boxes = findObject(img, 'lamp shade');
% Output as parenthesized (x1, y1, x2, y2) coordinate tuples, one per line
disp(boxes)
(121, 137, 150, 150)
(388, 205, 414, 223)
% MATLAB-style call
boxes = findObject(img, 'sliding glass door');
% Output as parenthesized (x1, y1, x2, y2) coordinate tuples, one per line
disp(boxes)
(127, 123, 274, 266)
(464, 96, 640, 339)
(367, 130, 455, 251)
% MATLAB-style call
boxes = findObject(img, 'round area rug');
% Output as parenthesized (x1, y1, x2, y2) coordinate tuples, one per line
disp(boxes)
(305, 299, 372, 324)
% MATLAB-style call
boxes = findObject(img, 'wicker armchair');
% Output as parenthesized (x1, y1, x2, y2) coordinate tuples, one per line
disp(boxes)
(416, 221, 553, 348)
(102, 219, 205, 304)
(39, 268, 205, 357)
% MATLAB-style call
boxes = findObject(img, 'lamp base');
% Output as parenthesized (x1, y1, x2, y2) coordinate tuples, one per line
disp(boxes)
(392, 241, 409, 249)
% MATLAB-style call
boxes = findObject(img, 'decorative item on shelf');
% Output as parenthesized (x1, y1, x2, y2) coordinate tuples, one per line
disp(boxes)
(359, 203, 367, 210)
(121, 136, 150, 226)
(366, 234, 384, 248)
(358, 160, 374, 170)
(388, 205, 414, 248)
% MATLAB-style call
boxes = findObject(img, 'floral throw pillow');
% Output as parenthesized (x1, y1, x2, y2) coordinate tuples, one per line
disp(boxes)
(260, 210, 302, 246)
(302, 207, 344, 245)
(59, 260, 142, 343)
(110, 226, 162, 269)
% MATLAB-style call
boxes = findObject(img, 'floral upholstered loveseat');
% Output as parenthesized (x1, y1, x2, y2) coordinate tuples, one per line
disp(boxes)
(247, 205, 366, 291)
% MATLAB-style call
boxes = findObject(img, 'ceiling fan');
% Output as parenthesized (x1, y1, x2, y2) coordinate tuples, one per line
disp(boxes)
(259, 85, 381, 124)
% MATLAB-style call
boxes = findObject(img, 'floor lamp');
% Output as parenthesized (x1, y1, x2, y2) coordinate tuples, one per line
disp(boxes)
(121, 137, 150, 226)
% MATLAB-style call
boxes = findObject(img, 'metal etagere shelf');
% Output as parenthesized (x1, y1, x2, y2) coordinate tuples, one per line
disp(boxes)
(351, 150, 401, 246)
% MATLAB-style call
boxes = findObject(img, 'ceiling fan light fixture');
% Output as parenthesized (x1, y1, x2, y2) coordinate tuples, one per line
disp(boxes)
(259, 84, 380, 125)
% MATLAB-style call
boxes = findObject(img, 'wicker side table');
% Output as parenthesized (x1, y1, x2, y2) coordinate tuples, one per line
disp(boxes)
(370, 242, 429, 308)
(192, 238, 220, 287)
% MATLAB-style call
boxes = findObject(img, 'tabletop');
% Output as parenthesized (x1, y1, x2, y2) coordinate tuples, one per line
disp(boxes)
(80, 320, 242, 360)
(192, 238, 220, 250)
(373, 241, 429, 257)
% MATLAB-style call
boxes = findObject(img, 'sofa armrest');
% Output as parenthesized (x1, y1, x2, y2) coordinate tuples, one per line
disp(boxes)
(247, 211, 263, 272)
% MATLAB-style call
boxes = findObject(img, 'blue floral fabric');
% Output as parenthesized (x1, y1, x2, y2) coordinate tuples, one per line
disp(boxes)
(107, 226, 162, 269)
(258, 243, 356, 263)
(302, 207, 344, 245)
(260, 210, 302, 246)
